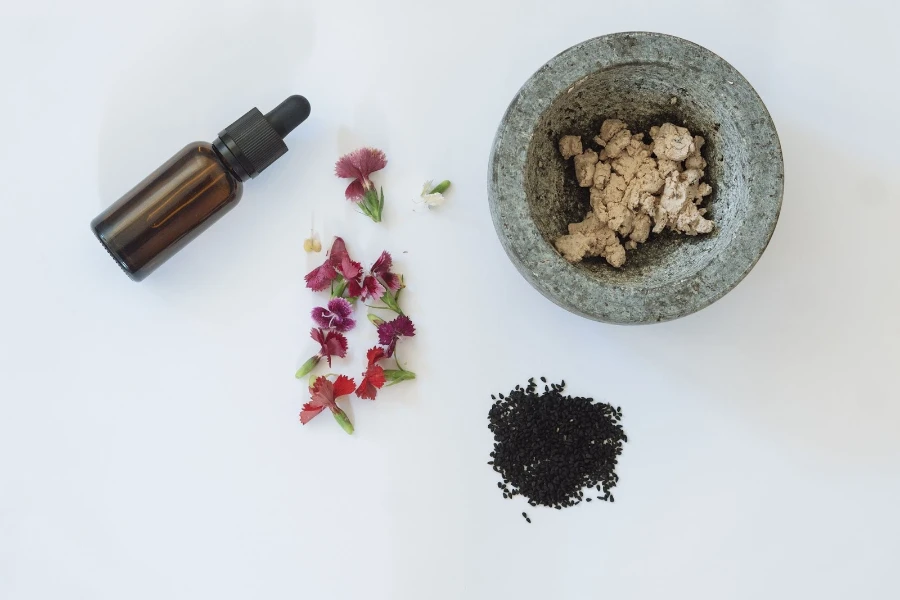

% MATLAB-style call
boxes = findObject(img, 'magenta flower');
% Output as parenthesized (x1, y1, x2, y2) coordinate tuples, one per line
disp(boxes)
(305, 237, 363, 293)
(371, 251, 402, 292)
(377, 315, 416, 357)
(295, 327, 349, 379)
(311, 298, 356, 333)
(335, 148, 388, 223)
(349, 274, 385, 302)
(336, 148, 387, 199)
(346, 251, 401, 302)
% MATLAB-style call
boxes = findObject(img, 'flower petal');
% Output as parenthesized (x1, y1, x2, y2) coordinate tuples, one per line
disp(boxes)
(311, 307, 332, 329)
(421, 192, 445, 207)
(371, 251, 393, 276)
(362, 276, 386, 302)
(392, 315, 416, 338)
(345, 277, 364, 299)
(332, 374, 357, 398)
(300, 403, 326, 424)
(336, 148, 388, 180)
(355, 366, 385, 400)
(381, 272, 402, 292)
(366, 346, 386, 367)
(333, 315, 356, 333)
(327, 297, 353, 319)
(345, 179, 365, 201)
(304, 263, 336, 291)
(377, 321, 396, 347)
(328, 238, 349, 265)
(322, 332, 348, 365)
(338, 257, 363, 281)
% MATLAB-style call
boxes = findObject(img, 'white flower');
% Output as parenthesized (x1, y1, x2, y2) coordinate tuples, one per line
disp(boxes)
(417, 180, 450, 209)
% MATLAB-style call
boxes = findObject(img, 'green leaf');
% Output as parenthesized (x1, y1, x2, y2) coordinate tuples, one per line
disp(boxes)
(381, 290, 403, 314)
(383, 369, 416, 385)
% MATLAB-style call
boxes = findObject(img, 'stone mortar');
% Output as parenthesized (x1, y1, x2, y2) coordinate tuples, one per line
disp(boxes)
(488, 32, 784, 324)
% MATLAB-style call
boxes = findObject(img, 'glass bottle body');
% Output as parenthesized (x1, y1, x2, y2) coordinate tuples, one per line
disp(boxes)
(92, 143, 243, 281)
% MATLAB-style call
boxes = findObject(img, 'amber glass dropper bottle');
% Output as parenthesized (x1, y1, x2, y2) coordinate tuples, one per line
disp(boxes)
(91, 95, 311, 281)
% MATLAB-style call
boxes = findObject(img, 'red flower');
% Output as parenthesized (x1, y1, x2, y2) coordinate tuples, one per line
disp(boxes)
(335, 148, 388, 201)
(356, 347, 387, 400)
(301, 375, 357, 434)
(304, 237, 362, 292)
(311, 298, 356, 333)
(311, 328, 348, 366)
(377, 315, 416, 357)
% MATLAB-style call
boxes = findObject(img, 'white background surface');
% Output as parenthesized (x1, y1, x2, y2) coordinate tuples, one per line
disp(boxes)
(1, 1, 899, 598)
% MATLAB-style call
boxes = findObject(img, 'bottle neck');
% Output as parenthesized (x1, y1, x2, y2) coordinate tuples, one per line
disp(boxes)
(212, 136, 252, 182)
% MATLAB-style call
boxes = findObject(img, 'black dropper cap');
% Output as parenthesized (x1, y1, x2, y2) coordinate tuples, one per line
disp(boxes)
(213, 95, 311, 181)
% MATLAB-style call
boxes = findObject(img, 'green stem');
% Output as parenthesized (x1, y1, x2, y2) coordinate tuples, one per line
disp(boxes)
(380, 290, 403, 315)
(332, 277, 348, 298)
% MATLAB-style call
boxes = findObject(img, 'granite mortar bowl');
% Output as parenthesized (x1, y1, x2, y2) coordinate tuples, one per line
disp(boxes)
(488, 32, 783, 324)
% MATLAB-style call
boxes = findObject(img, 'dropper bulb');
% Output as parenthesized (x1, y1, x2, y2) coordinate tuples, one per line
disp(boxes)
(265, 95, 311, 138)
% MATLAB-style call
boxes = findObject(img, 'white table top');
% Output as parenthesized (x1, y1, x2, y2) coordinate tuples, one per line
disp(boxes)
(1, 1, 898, 598)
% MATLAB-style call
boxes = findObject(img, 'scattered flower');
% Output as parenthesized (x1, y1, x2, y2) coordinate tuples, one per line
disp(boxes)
(312, 328, 348, 366)
(298, 235, 417, 434)
(301, 375, 357, 434)
(377, 315, 416, 357)
(348, 251, 401, 302)
(355, 347, 387, 400)
(335, 148, 388, 223)
(418, 180, 451, 209)
(311, 298, 356, 333)
(305, 237, 363, 294)
(295, 328, 349, 378)
(371, 251, 402, 292)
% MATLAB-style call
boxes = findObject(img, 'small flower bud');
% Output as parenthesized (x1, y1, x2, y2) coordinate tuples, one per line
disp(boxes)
(295, 355, 321, 379)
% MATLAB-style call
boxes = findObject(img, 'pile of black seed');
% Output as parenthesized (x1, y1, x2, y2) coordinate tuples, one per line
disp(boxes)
(488, 378, 626, 515)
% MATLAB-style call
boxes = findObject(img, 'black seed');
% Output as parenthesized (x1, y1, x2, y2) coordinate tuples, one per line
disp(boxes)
(526, 518, 531, 523)
(486, 377, 626, 513)
(522, 512, 527, 518)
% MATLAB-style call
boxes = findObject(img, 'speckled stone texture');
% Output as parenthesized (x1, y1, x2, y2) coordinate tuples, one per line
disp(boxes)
(488, 32, 784, 324)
